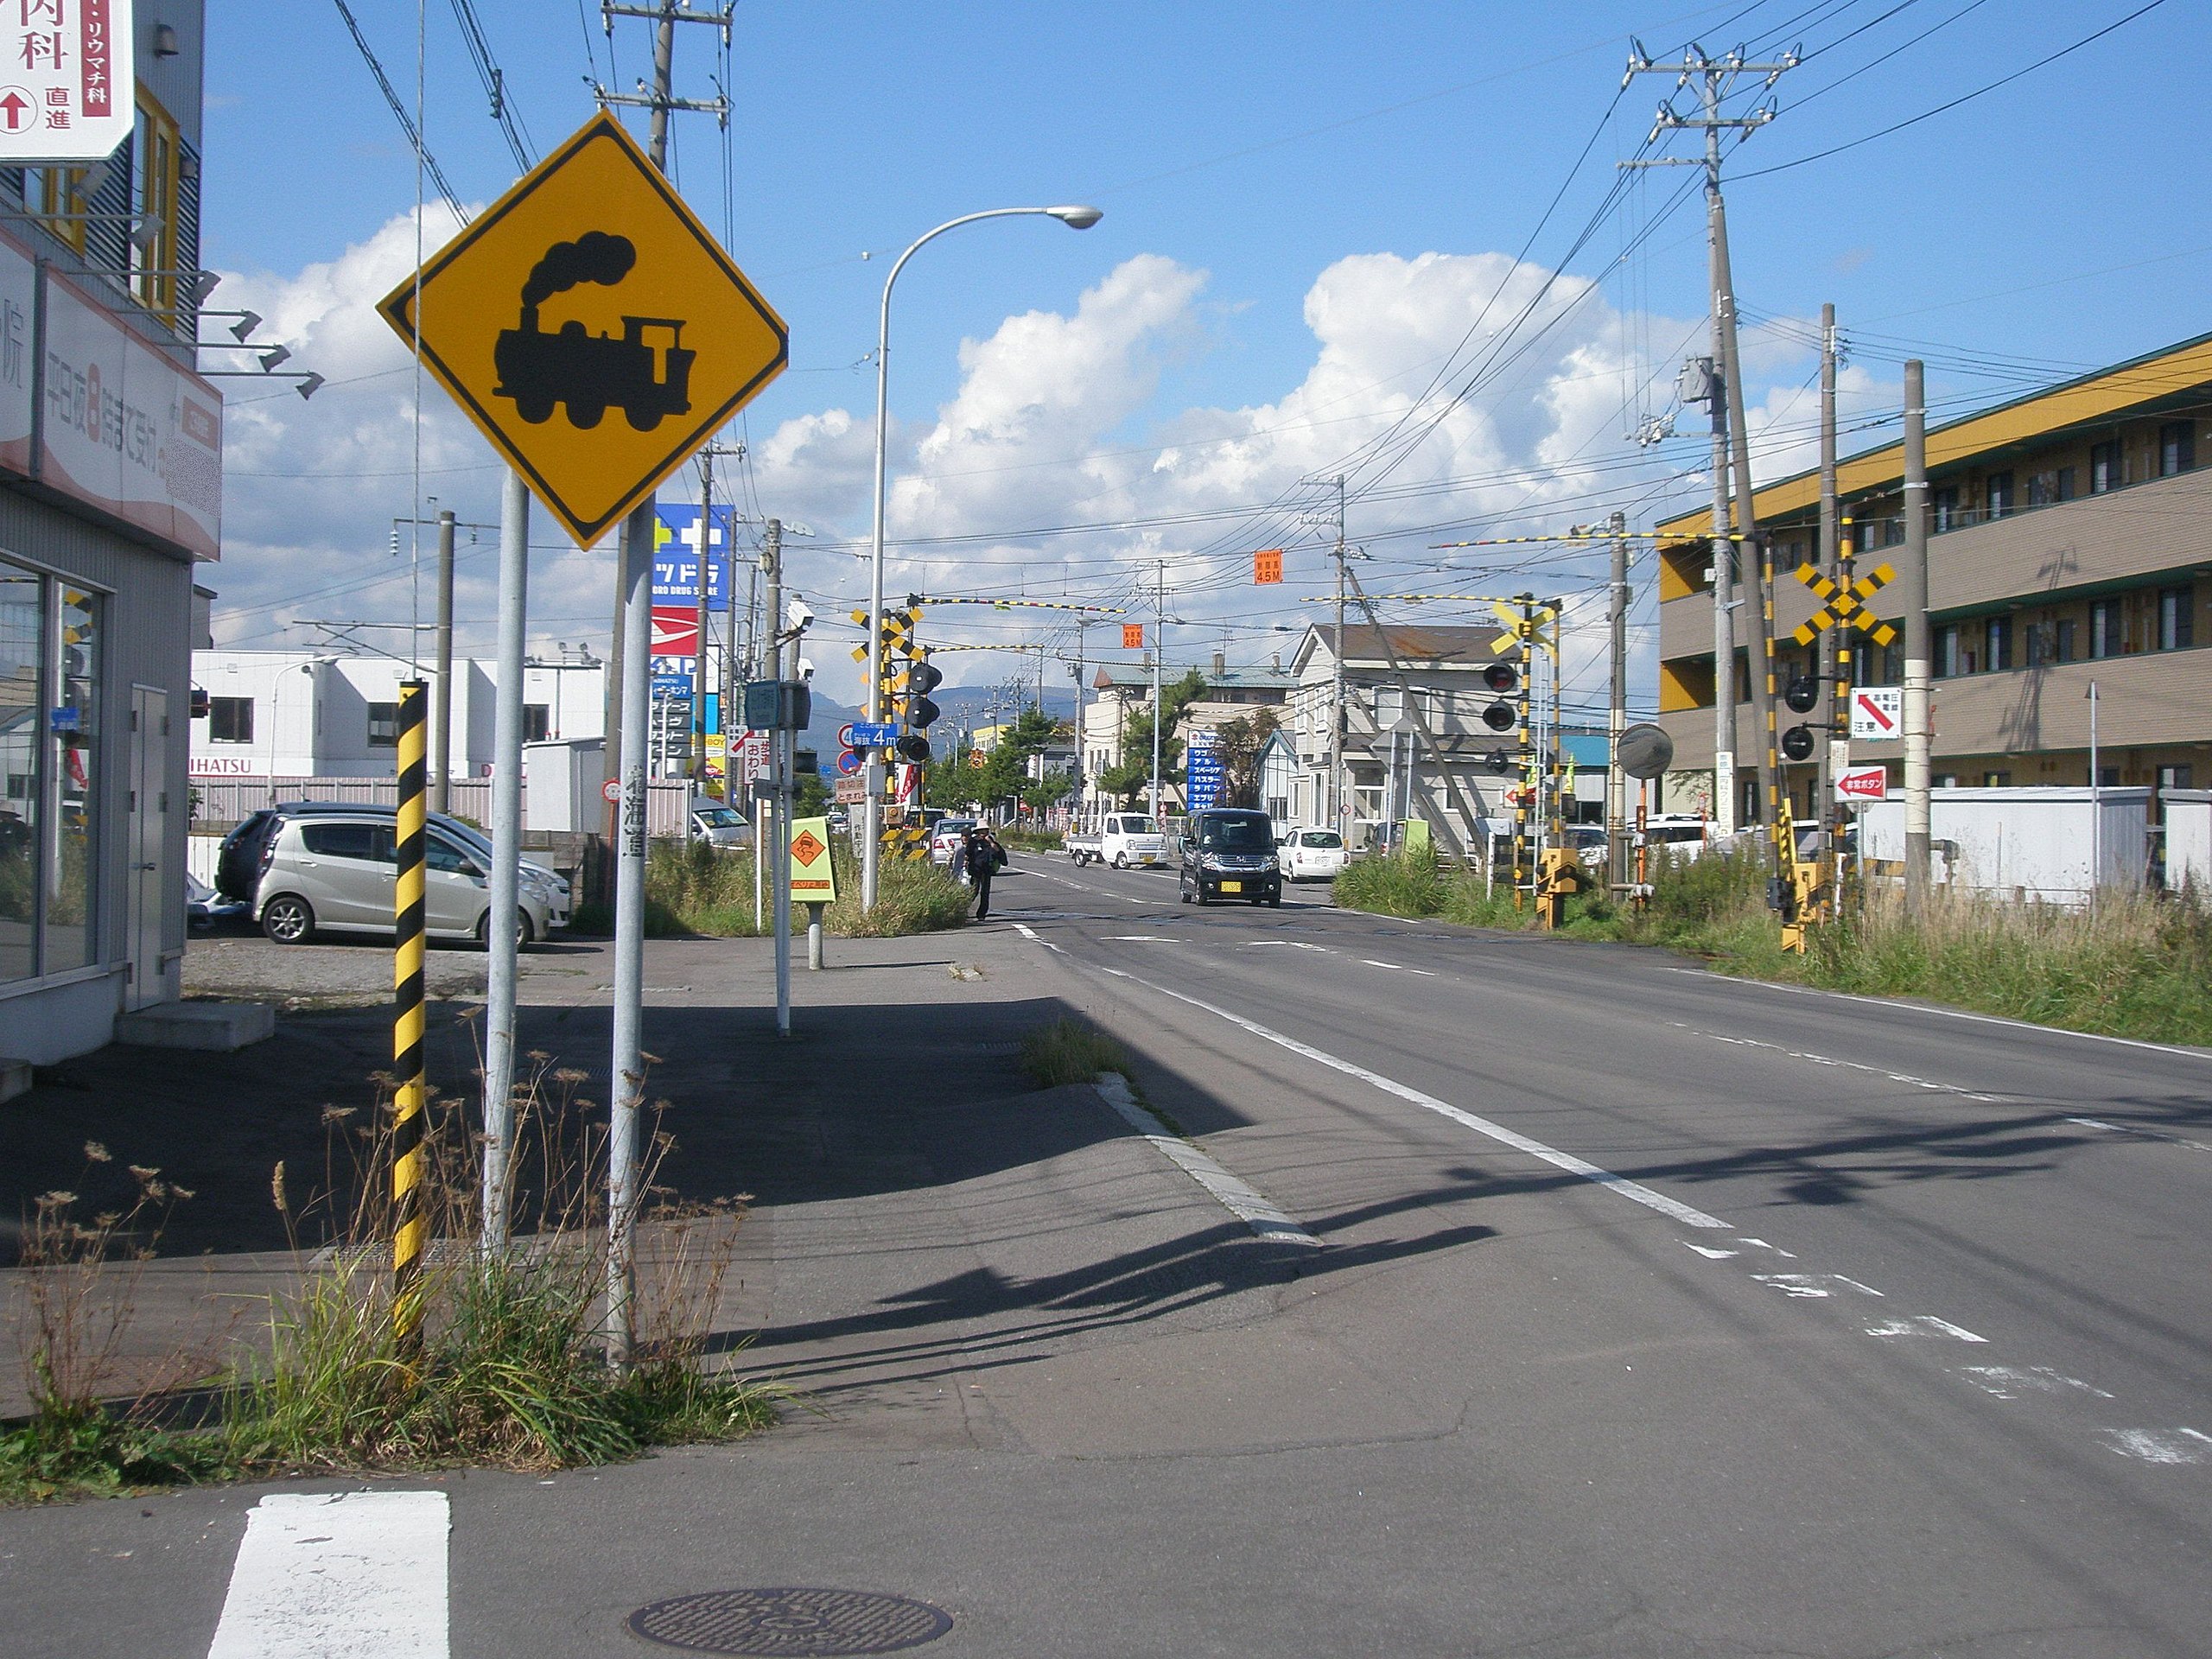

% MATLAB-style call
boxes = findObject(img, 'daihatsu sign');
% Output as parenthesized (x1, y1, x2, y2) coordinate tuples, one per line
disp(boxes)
(0, 0, 136, 163)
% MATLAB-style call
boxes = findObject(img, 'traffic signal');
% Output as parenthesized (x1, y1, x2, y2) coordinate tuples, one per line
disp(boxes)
(1781, 725, 1815, 762)
(1784, 674, 1819, 714)
(895, 734, 931, 763)
(1481, 661, 1518, 733)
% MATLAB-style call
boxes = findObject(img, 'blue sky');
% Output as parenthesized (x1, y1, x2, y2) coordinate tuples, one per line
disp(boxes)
(202, 1, 2207, 707)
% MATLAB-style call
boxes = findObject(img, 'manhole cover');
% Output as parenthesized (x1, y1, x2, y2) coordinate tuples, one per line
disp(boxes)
(627, 1589, 952, 1655)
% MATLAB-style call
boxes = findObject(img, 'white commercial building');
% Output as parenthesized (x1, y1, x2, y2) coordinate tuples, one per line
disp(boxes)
(189, 648, 605, 784)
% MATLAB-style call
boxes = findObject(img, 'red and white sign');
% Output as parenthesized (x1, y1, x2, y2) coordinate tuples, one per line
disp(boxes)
(0, 0, 133, 162)
(1850, 686, 1903, 741)
(649, 607, 700, 657)
(601, 778, 623, 804)
(1835, 765, 1889, 803)
(893, 762, 919, 804)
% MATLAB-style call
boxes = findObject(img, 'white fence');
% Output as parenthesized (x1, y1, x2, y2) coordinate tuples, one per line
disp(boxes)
(1859, 786, 2151, 905)
(189, 776, 695, 839)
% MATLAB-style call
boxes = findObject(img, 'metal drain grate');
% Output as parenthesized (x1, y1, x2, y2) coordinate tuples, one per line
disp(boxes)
(627, 1589, 952, 1656)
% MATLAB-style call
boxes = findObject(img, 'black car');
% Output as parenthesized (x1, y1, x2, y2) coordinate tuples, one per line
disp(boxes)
(215, 808, 286, 904)
(1178, 808, 1282, 907)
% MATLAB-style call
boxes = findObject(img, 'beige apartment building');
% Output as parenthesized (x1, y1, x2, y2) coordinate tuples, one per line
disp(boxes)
(1654, 332, 2212, 819)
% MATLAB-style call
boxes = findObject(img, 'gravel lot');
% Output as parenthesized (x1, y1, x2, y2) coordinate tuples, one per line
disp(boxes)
(184, 928, 494, 1007)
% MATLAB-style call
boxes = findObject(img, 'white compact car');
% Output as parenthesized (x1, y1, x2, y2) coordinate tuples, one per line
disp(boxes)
(1275, 825, 1347, 881)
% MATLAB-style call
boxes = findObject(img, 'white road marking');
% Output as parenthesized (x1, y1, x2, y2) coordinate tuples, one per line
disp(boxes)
(1288, 941, 1333, 953)
(1096, 966, 1730, 1230)
(1010, 923, 1065, 955)
(1738, 1237, 1796, 1256)
(207, 1490, 448, 1659)
(1684, 1243, 1738, 1259)
(2099, 1427, 2212, 1465)
(1957, 1365, 2113, 1402)
(1104, 935, 1178, 943)
(1673, 1023, 2003, 1103)
(1664, 965, 2212, 1064)
(2066, 1115, 2212, 1154)
(1755, 1272, 1884, 1299)
(1091, 1072, 1317, 1248)
(1360, 959, 1436, 976)
(1863, 1315, 1988, 1342)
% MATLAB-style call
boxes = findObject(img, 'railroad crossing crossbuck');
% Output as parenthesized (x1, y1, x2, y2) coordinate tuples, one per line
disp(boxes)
(1793, 563, 1897, 648)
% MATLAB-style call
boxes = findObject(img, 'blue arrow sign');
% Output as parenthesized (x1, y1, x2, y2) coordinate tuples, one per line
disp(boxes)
(849, 721, 900, 748)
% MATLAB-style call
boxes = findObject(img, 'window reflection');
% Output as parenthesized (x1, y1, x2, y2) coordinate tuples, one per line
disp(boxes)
(46, 586, 99, 972)
(0, 566, 39, 982)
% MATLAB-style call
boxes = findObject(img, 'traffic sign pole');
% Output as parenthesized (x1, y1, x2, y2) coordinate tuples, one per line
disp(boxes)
(481, 468, 531, 1253)
(607, 526, 652, 1370)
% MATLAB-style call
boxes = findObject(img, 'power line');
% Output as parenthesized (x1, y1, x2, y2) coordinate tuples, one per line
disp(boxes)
(329, 0, 464, 221)
(448, 0, 536, 171)
(1735, 0, 2169, 181)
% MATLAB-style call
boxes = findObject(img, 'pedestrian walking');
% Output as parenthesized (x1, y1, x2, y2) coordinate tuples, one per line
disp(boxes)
(964, 826, 1006, 920)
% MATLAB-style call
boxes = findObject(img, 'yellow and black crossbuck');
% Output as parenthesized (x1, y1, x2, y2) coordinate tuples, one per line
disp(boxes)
(1791, 562, 1897, 650)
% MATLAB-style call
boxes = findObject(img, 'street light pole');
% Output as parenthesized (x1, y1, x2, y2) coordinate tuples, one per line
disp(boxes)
(861, 202, 1102, 912)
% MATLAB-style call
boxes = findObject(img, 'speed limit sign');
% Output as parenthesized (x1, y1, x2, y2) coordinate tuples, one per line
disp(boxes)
(601, 779, 622, 804)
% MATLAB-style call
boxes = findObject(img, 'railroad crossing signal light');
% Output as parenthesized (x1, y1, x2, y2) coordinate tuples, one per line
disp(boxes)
(905, 695, 941, 730)
(1484, 749, 1513, 776)
(1781, 725, 1816, 762)
(1480, 663, 1519, 733)
(1785, 674, 1819, 714)
(906, 658, 944, 696)
(895, 734, 931, 764)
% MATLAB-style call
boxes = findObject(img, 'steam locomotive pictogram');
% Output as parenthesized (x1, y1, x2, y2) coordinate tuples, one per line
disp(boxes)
(492, 231, 695, 432)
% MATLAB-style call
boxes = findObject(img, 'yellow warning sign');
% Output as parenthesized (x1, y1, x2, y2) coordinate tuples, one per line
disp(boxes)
(378, 113, 788, 548)
(787, 817, 837, 903)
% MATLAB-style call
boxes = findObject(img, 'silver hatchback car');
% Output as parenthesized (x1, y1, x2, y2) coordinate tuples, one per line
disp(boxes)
(255, 812, 551, 946)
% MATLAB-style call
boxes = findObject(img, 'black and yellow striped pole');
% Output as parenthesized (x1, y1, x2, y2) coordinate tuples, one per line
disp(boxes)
(1513, 595, 1533, 911)
(391, 679, 429, 1343)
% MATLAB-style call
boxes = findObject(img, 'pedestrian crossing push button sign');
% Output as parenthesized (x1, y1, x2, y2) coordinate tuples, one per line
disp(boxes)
(379, 111, 787, 548)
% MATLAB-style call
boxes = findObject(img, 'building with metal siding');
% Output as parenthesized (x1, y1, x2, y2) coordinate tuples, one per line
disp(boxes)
(0, 6, 219, 1067)
(1654, 332, 2212, 817)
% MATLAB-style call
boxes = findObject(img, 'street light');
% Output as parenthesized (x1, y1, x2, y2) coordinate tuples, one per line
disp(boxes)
(861, 203, 1103, 911)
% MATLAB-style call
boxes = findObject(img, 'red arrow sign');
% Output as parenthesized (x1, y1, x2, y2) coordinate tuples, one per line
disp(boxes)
(1853, 690, 1897, 733)
(0, 91, 30, 132)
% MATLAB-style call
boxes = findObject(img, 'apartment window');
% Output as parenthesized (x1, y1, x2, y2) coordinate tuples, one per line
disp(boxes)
(2160, 765, 2195, 791)
(208, 696, 253, 744)
(1982, 772, 2011, 787)
(367, 702, 400, 747)
(2089, 600, 2117, 659)
(2090, 441, 2120, 494)
(2158, 587, 2194, 651)
(2097, 766, 2121, 788)
(2025, 622, 2050, 668)
(2056, 466, 2076, 502)
(1932, 486, 1960, 532)
(2054, 617, 2077, 663)
(1985, 616, 2012, 673)
(1936, 625, 1960, 678)
(2028, 470, 2058, 508)
(1985, 472, 2014, 519)
(2159, 421, 2196, 478)
(524, 703, 551, 742)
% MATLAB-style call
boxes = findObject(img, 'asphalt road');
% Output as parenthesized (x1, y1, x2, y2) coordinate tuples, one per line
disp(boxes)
(6, 853, 2209, 1657)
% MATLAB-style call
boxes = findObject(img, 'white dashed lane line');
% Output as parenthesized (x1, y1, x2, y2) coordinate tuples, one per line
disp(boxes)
(1672, 1022, 2005, 1103)
(1361, 959, 1436, 976)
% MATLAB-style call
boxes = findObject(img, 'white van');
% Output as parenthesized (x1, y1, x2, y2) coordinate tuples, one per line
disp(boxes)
(1096, 813, 1166, 869)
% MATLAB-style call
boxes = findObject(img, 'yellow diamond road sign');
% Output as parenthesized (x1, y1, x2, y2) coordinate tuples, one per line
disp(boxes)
(378, 112, 787, 548)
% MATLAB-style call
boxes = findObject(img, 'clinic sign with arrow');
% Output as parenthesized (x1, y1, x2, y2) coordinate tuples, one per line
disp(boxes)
(378, 112, 787, 547)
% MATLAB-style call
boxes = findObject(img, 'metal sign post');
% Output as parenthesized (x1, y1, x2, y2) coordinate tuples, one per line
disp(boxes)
(480, 470, 530, 1252)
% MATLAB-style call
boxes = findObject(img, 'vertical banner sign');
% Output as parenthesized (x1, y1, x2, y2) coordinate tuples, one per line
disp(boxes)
(390, 681, 429, 1341)
(1253, 548, 1283, 585)
(787, 817, 837, 903)
(1122, 623, 1144, 649)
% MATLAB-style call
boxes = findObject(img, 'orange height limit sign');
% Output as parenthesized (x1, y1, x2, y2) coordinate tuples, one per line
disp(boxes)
(377, 112, 788, 548)
(1253, 548, 1283, 584)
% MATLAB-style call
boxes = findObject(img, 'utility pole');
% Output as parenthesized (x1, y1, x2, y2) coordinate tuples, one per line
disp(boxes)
(1817, 304, 1839, 823)
(1625, 41, 1796, 837)
(592, 0, 734, 1370)
(1329, 474, 1347, 837)
(1606, 508, 1630, 892)
(431, 507, 455, 813)
(1150, 558, 1166, 823)
(1902, 358, 1932, 908)
(764, 518, 791, 1038)
(480, 470, 529, 1251)
(1700, 354, 1737, 835)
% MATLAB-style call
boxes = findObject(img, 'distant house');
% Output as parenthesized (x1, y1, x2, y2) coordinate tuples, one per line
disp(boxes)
(1078, 653, 1296, 810)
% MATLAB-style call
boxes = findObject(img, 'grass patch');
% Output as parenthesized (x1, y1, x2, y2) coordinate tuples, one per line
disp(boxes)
(629, 841, 970, 940)
(998, 828, 1063, 853)
(1329, 839, 2212, 1047)
(3, 1063, 779, 1505)
(1020, 1018, 1131, 1089)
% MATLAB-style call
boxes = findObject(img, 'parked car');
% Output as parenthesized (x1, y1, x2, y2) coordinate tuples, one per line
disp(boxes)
(1178, 808, 1282, 906)
(690, 804, 751, 848)
(1274, 824, 1347, 882)
(186, 872, 245, 929)
(232, 807, 555, 946)
(930, 817, 977, 869)
(221, 801, 570, 928)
